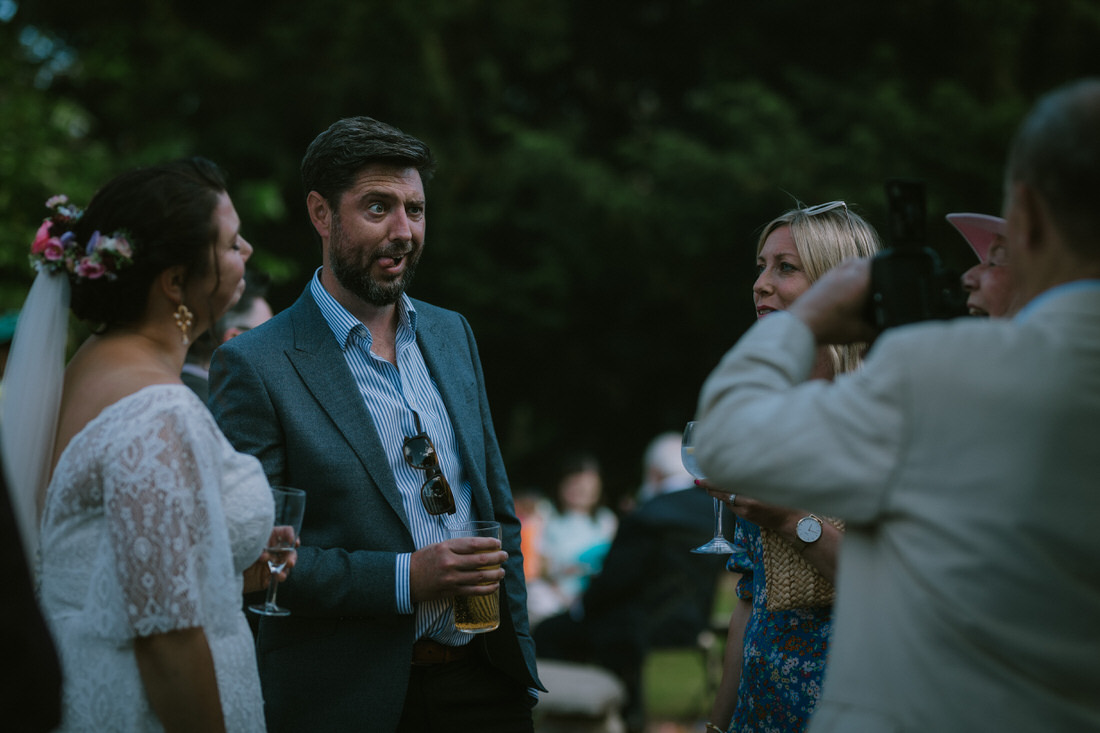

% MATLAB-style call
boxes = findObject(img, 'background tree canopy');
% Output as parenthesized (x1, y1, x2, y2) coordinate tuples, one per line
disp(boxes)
(3, 0, 1098, 504)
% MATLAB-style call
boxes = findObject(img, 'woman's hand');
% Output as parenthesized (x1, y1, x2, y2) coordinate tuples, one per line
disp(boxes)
(703, 485, 802, 536)
(701, 480, 841, 583)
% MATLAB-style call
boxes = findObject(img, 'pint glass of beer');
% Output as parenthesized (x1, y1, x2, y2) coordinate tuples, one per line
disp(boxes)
(446, 520, 502, 633)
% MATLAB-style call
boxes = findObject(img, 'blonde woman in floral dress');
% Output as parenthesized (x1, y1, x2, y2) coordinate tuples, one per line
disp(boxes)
(705, 203, 880, 733)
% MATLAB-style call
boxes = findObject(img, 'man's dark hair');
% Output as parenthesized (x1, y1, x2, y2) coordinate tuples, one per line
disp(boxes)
(1007, 78, 1100, 255)
(300, 116, 436, 208)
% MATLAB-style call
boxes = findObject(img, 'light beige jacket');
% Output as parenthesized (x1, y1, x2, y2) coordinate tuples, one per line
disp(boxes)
(696, 283, 1100, 733)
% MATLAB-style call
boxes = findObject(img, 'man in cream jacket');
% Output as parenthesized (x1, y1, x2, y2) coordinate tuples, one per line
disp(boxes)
(695, 79, 1100, 732)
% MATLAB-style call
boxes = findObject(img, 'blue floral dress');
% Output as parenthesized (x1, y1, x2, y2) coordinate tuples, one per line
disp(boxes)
(725, 518, 833, 733)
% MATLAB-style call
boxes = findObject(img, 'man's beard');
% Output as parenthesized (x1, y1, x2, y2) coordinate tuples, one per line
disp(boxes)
(329, 210, 420, 307)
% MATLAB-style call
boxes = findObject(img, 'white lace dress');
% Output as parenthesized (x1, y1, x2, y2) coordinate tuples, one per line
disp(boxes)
(38, 385, 273, 732)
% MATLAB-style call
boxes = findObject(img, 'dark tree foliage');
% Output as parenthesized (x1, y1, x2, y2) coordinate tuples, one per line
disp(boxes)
(3, 0, 1098, 503)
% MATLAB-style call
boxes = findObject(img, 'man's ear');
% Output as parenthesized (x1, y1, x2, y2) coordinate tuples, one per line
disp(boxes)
(306, 191, 332, 240)
(1008, 181, 1047, 256)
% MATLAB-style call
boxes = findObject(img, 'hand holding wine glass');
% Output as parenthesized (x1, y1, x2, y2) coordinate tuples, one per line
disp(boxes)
(683, 421, 736, 555)
(249, 486, 307, 617)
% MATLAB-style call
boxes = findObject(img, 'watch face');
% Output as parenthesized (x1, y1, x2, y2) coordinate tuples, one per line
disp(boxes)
(797, 516, 823, 543)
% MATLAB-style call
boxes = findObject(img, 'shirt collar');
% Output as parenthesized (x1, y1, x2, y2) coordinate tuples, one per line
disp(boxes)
(181, 362, 209, 380)
(309, 267, 418, 351)
(1014, 278, 1100, 323)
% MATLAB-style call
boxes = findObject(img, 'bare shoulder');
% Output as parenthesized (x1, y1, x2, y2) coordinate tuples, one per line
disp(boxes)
(54, 336, 182, 463)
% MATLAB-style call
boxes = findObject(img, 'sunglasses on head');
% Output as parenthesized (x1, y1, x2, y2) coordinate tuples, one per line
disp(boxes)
(801, 200, 849, 217)
(402, 410, 457, 516)
(800, 200, 857, 240)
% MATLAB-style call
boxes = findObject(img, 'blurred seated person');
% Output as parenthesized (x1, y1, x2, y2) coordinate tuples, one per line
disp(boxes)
(534, 433, 728, 733)
(947, 212, 1021, 317)
(182, 268, 273, 401)
(530, 451, 618, 625)
(633, 427, 696, 507)
(513, 485, 547, 584)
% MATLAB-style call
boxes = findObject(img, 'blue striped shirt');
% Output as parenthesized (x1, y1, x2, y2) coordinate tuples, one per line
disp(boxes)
(310, 270, 475, 646)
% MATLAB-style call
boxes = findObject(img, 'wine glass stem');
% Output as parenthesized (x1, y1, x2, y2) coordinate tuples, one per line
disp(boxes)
(712, 497, 725, 539)
(265, 578, 281, 609)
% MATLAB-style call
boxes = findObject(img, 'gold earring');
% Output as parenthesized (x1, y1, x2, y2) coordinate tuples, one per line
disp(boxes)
(173, 304, 194, 346)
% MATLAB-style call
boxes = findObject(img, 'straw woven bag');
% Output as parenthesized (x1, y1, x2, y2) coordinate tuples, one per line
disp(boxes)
(761, 517, 845, 612)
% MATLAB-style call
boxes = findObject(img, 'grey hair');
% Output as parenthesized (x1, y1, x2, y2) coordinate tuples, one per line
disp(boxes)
(1007, 78, 1100, 255)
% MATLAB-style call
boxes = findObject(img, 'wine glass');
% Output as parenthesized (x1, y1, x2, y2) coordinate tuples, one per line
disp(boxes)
(249, 486, 307, 617)
(683, 421, 737, 554)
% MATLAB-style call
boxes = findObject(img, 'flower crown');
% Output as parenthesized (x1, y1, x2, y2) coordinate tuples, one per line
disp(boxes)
(30, 194, 135, 281)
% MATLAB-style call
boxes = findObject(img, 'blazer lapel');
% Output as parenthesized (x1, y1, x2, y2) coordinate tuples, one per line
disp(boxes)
(287, 292, 411, 530)
(414, 306, 494, 518)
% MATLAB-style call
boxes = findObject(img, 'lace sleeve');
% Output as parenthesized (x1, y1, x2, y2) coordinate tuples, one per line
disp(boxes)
(103, 407, 216, 638)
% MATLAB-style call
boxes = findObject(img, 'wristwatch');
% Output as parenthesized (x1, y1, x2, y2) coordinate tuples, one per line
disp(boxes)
(796, 514, 824, 545)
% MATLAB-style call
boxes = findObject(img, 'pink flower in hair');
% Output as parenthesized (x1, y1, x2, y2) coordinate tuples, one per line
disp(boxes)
(76, 258, 106, 280)
(32, 220, 52, 254)
(42, 239, 66, 261)
(30, 195, 134, 280)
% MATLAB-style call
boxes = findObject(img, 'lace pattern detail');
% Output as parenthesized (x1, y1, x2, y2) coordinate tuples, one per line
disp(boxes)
(39, 385, 272, 731)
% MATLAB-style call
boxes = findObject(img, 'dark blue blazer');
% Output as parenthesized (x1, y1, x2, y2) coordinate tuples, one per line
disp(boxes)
(209, 287, 541, 732)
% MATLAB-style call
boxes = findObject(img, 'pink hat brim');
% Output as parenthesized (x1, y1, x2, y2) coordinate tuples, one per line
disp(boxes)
(946, 213, 1006, 261)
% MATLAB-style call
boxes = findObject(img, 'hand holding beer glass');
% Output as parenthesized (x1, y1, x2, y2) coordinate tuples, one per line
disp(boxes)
(446, 520, 503, 633)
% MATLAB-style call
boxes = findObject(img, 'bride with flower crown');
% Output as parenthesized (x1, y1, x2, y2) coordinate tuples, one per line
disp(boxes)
(1, 158, 291, 731)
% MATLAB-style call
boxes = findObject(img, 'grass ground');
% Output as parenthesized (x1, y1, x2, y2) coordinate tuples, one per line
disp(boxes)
(643, 645, 722, 732)
(644, 572, 738, 732)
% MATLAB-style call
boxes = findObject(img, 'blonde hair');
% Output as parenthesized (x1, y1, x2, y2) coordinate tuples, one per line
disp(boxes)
(756, 203, 882, 375)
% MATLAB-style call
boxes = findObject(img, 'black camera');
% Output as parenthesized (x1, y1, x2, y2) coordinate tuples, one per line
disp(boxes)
(867, 179, 968, 329)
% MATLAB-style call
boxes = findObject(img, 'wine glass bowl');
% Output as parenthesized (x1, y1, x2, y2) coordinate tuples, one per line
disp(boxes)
(681, 425, 706, 480)
(249, 486, 307, 617)
(682, 422, 737, 555)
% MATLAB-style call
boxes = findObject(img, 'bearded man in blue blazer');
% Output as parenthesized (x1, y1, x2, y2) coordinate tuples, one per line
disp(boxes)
(209, 117, 542, 733)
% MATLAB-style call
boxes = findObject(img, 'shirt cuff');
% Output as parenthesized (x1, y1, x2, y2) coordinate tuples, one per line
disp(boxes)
(395, 553, 413, 614)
